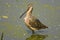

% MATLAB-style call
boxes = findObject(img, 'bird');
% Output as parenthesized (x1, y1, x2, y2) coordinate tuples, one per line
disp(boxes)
(19, 3, 48, 34)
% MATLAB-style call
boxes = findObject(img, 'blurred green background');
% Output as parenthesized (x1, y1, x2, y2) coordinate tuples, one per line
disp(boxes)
(0, 0, 60, 40)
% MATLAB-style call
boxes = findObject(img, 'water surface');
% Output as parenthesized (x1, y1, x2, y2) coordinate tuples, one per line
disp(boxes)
(0, 0, 60, 40)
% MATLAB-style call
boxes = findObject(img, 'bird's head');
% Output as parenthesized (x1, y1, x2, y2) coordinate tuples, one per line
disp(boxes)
(19, 3, 33, 18)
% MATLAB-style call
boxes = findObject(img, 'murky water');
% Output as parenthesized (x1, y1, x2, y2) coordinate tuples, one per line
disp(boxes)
(0, 0, 60, 40)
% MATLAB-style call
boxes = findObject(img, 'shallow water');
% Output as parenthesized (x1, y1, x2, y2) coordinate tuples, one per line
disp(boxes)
(0, 0, 60, 40)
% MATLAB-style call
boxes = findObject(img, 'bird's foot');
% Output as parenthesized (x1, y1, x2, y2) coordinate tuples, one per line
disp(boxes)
(32, 30, 35, 34)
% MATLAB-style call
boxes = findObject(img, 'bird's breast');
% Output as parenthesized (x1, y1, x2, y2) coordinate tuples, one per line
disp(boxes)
(24, 17, 37, 30)
(24, 17, 30, 24)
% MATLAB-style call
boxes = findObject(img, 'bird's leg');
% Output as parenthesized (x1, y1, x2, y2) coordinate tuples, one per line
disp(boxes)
(32, 30, 35, 34)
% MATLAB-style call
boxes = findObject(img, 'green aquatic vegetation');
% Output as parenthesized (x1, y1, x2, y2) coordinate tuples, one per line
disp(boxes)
(0, 22, 27, 38)
(1, 32, 4, 40)
(26, 34, 48, 40)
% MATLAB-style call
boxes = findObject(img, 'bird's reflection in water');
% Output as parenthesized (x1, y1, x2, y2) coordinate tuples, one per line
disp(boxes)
(26, 34, 48, 40)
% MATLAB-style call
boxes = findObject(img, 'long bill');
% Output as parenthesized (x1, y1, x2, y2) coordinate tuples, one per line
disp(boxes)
(19, 5, 33, 18)
(19, 7, 30, 18)
(19, 11, 27, 18)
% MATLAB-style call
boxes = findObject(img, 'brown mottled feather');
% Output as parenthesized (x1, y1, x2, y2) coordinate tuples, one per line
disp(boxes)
(21, 3, 48, 34)
(26, 16, 48, 30)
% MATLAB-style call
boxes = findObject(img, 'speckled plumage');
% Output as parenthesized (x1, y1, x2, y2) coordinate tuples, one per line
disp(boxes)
(20, 3, 48, 34)
(24, 15, 48, 34)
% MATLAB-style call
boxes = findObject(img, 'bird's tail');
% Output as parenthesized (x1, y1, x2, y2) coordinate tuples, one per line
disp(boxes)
(42, 25, 48, 29)
(40, 23, 48, 29)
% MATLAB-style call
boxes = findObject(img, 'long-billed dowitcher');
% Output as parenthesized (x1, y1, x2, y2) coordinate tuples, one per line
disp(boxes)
(20, 3, 48, 34)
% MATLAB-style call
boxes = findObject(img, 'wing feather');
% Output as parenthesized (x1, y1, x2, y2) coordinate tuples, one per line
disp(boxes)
(29, 18, 48, 29)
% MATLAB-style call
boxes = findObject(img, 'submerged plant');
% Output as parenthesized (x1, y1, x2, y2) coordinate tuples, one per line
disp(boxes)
(26, 34, 48, 40)
(1, 32, 4, 40)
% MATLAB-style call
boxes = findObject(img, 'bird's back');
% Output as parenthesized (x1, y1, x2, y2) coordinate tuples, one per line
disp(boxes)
(24, 16, 48, 30)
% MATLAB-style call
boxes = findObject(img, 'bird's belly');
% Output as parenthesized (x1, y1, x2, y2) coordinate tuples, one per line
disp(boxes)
(24, 18, 37, 30)
(24, 18, 29, 24)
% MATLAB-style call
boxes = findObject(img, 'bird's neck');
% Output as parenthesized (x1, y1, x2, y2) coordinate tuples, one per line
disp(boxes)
(26, 12, 32, 17)
(26, 6, 33, 17)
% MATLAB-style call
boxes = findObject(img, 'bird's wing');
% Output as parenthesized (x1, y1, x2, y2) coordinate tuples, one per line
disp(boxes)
(29, 18, 48, 29)
(29, 18, 41, 28)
